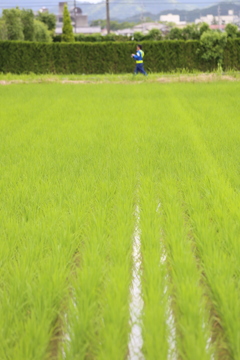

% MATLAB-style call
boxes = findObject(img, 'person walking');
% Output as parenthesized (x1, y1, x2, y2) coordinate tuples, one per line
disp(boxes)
(131, 44, 147, 76)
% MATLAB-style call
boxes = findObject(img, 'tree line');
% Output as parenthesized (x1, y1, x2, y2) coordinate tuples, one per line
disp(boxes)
(1, 5, 240, 45)
(0, 8, 56, 42)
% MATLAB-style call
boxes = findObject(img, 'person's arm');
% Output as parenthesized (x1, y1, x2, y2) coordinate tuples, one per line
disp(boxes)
(131, 51, 141, 60)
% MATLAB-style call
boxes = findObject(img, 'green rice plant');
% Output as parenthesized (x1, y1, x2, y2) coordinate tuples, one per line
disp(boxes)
(1, 81, 240, 360)
(160, 81, 240, 358)
(139, 176, 169, 360)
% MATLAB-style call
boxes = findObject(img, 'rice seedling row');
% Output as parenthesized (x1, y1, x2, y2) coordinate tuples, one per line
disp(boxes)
(1, 81, 240, 359)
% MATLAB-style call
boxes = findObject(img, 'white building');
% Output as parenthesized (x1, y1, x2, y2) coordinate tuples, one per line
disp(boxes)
(55, 2, 101, 35)
(38, 7, 48, 13)
(160, 13, 186, 25)
(115, 28, 134, 36)
(195, 10, 239, 25)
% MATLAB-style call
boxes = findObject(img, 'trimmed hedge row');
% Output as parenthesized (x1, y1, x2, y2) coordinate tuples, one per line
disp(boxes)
(0, 40, 240, 74)
(53, 34, 131, 42)
(223, 39, 240, 70)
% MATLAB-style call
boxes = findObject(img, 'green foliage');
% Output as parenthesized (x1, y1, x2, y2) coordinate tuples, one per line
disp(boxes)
(2, 8, 24, 41)
(200, 30, 227, 65)
(73, 33, 130, 42)
(144, 29, 162, 41)
(1, 39, 240, 74)
(90, 19, 135, 30)
(36, 12, 56, 32)
(62, 4, 74, 43)
(182, 24, 200, 40)
(76, 33, 103, 42)
(33, 20, 52, 42)
(167, 23, 210, 41)
(133, 32, 145, 41)
(199, 22, 210, 36)
(225, 23, 238, 39)
(20, 9, 34, 41)
(167, 27, 183, 40)
(1, 7, 52, 42)
(0, 19, 8, 41)
(222, 39, 240, 70)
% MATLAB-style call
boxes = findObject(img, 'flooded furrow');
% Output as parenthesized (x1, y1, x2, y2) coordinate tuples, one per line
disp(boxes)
(160, 248, 178, 360)
(158, 200, 177, 360)
(128, 205, 144, 360)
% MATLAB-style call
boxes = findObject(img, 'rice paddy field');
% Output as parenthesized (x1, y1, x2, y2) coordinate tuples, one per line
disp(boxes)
(1, 78, 240, 360)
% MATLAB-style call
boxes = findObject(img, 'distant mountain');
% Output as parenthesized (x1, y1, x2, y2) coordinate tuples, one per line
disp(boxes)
(117, 1, 240, 23)
(158, 2, 240, 22)
(79, 0, 218, 21)
(122, 12, 158, 23)
(1, 0, 240, 22)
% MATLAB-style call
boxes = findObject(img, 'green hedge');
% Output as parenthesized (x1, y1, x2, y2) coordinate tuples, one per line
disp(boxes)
(0, 39, 240, 74)
(53, 34, 131, 42)
(223, 39, 240, 70)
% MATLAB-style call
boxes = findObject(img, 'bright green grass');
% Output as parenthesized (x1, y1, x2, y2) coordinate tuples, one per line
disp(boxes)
(1, 81, 240, 360)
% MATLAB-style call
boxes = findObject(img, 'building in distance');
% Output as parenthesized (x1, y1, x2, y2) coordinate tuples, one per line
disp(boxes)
(55, 2, 101, 34)
(195, 10, 239, 26)
(160, 13, 186, 26)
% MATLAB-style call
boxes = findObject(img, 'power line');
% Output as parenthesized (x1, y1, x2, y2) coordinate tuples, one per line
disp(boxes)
(2, 1, 240, 4)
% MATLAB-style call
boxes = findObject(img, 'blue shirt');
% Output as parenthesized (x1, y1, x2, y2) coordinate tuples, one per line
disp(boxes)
(133, 50, 144, 63)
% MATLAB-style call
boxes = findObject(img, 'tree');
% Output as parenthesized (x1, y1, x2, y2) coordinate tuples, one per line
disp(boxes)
(90, 19, 135, 31)
(90, 19, 105, 29)
(182, 24, 200, 40)
(167, 27, 183, 40)
(133, 31, 144, 41)
(2, 8, 24, 40)
(36, 12, 56, 32)
(0, 19, 8, 40)
(34, 20, 52, 42)
(62, 4, 74, 42)
(145, 28, 162, 40)
(21, 9, 34, 41)
(200, 30, 227, 65)
(199, 22, 210, 37)
(225, 23, 238, 39)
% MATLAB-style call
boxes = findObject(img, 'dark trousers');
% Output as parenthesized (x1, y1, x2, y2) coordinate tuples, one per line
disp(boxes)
(134, 63, 147, 75)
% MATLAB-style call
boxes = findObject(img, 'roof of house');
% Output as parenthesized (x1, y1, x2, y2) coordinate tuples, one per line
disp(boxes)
(210, 24, 226, 30)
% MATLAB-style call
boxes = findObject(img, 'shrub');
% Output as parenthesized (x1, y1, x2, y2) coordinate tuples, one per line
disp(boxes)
(36, 12, 56, 32)
(62, 4, 74, 42)
(34, 20, 52, 42)
(182, 24, 200, 40)
(144, 29, 162, 41)
(2, 8, 24, 41)
(167, 27, 183, 40)
(0, 20, 8, 41)
(133, 32, 145, 41)
(21, 9, 35, 41)
(199, 23, 210, 37)
(225, 24, 238, 39)
(200, 30, 227, 66)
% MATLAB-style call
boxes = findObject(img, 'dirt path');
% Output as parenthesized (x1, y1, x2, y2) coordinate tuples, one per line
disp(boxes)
(0, 73, 239, 85)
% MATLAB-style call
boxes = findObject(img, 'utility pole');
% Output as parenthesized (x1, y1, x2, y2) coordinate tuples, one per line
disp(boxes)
(141, 0, 144, 33)
(74, 0, 77, 34)
(218, 5, 221, 30)
(106, 0, 110, 34)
